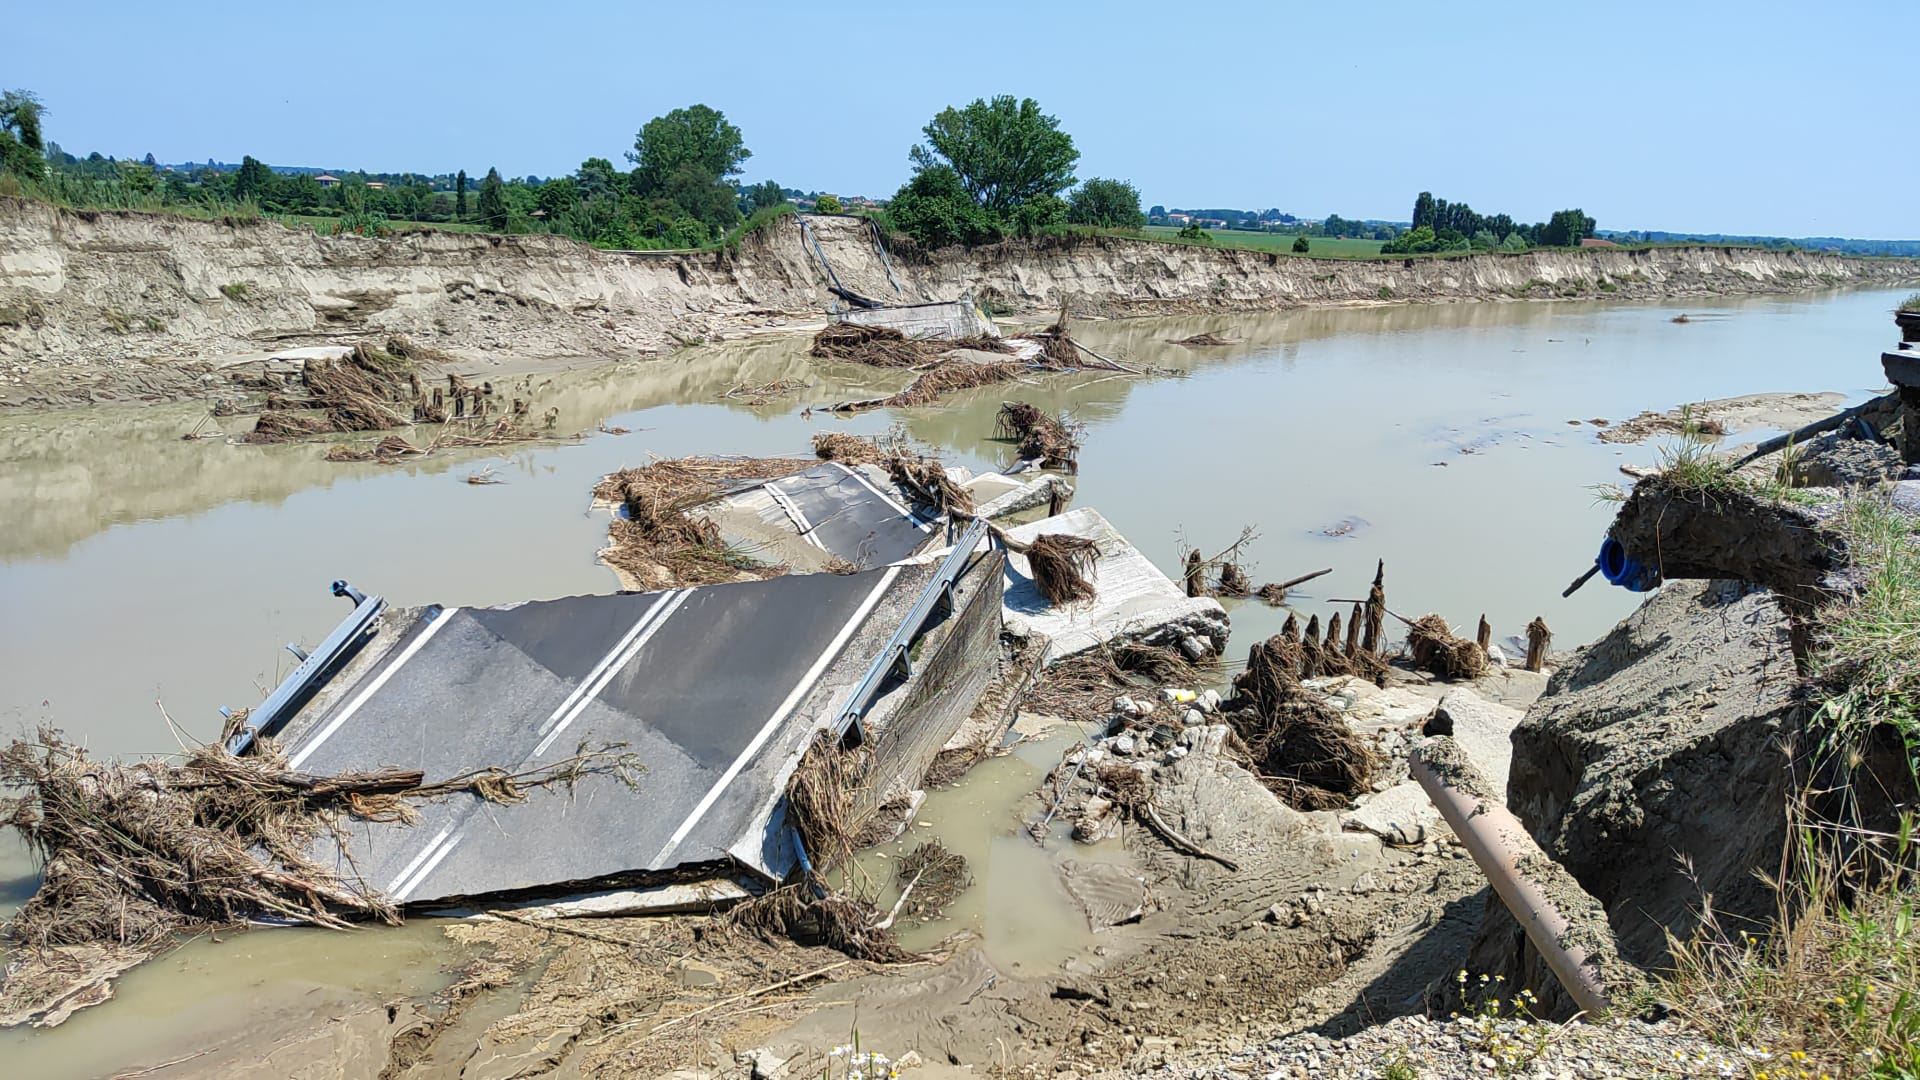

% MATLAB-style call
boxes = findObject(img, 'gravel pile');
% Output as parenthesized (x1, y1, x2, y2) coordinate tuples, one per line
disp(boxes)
(1141, 1013, 1771, 1079)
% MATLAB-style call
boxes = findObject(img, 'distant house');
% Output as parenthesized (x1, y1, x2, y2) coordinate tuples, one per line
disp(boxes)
(1167, 213, 1192, 225)
(315, 174, 339, 188)
(1579, 237, 1618, 248)
(365, 181, 386, 190)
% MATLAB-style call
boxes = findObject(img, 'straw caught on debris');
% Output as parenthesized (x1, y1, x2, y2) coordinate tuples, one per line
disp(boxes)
(594, 455, 812, 588)
(1405, 614, 1489, 680)
(0, 728, 643, 1026)
(1026, 533, 1099, 605)
(995, 401, 1084, 470)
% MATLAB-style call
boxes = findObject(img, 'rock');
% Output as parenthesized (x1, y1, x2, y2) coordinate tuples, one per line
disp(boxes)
(1429, 688, 1525, 795)
(1197, 689, 1221, 713)
(1112, 734, 1136, 756)
(1486, 643, 1508, 668)
(1892, 479, 1920, 518)
(896, 1051, 923, 1071)
(1466, 580, 1803, 1019)
(738, 1048, 787, 1080)
(1113, 695, 1143, 717)
(1167, 745, 1189, 760)
(1179, 635, 1208, 660)
(672, 958, 723, 988)
(1182, 708, 1205, 727)
(1791, 430, 1903, 488)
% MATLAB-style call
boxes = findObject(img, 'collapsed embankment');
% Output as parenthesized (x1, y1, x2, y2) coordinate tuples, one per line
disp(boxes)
(3, 197, 1918, 406)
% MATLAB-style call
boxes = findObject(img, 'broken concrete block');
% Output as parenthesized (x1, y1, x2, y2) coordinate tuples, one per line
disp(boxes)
(1197, 689, 1221, 713)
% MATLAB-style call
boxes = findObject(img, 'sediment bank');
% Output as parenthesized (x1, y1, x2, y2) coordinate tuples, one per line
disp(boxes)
(3, 199, 1916, 407)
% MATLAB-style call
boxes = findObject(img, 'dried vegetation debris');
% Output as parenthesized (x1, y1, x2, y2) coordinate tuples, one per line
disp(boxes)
(996, 400, 1083, 470)
(807, 322, 1011, 368)
(0, 728, 642, 1027)
(594, 455, 814, 588)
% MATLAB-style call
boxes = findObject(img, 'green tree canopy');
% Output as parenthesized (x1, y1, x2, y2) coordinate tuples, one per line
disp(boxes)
(232, 155, 275, 202)
(909, 96, 1078, 216)
(1292, 235, 1310, 253)
(745, 180, 785, 212)
(888, 165, 1002, 249)
(1067, 178, 1146, 229)
(477, 167, 508, 230)
(629, 105, 749, 194)
(813, 193, 842, 214)
(0, 89, 47, 179)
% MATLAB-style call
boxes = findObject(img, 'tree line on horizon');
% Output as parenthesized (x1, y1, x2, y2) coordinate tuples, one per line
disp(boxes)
(1382, 192, 1595, 254)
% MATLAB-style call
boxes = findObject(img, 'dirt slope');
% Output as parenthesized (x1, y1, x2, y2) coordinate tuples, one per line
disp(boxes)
(3, 199, 1917, 407)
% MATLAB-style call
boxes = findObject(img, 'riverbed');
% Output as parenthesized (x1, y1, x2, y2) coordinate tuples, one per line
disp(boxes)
(1, 286, 1907, 1069)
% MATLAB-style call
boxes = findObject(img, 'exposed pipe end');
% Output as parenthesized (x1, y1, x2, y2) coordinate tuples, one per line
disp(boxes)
(1597, 537, 1659, 592)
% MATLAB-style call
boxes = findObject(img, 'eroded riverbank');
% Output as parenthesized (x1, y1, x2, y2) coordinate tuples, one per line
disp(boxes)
(2, 287, 1913, 1075)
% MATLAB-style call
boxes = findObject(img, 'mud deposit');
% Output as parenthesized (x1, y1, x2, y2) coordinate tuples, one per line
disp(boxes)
(0, 286, 1911, 1074)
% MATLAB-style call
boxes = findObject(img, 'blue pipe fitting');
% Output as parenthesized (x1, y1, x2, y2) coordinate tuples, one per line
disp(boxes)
(1597, 538, 1658, 592)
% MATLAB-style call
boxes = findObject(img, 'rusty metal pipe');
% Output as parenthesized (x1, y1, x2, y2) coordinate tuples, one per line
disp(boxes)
(1410, 739, 1612, 1017)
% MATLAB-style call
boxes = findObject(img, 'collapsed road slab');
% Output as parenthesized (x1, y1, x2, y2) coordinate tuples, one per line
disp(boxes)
(1001, 507, 1229, 663)
(260, 541, 1006, 907)
(698, 461, 939, 571)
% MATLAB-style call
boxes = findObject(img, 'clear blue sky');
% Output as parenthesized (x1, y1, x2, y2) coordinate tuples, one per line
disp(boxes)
(11, 0, 1915, 238)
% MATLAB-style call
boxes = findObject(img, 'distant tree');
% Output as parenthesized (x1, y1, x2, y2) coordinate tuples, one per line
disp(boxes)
(477, 167, 508, 230)
(1411, 191, 1435, 231)
(814, 193, 842, 213)
(1538, 208, 1596, 247)
(455, 169, 468, 219)
(1148, 204, 1166, 218)
(1499, 231, 1530, 252)
(1067, 177, 1146, 229)
(1470, 229, 1497, 250)
(537, 176, 579, 218)
(888, 164, 1002, 249)
(232, 155, 275, 202)
(629, 105, 750, 191)
(574, 158, 620, 200)
(1177, 221, 1212, 242)
(628, 105, 748, 236)
(1292, 235, 1310, 253)
(1381, 224, 1440, 254)
(115, 160, 159, 196)
(745, 179, 784, 212)
(909, 96, 1078, 217)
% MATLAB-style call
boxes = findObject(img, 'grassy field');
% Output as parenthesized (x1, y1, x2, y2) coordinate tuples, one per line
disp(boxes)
(276, 214, 491, 235)
(1136, 225, 1385, 258)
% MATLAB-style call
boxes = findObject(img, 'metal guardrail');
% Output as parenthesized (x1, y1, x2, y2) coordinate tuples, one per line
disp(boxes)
(226, 580, 386, 756)
(831, 517, 990, 740)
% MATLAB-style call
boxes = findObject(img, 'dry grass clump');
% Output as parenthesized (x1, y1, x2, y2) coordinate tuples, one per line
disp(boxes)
(595, 456, 811, 588)
(1406, 614, 1489, 680)
(995, 401, 1084, 471)
(244, 342, 420, 443)
(812, 431, 887, 464)
(892, 840, 970, 920)
(1026, 533, 1099, 605)
(885, 453, 974, 518)
(809, 323, 926, 367)
(887, 359, 1021, 407)
(1022, 642, 1212, 722)
(1227, 631, 1375, 810)
(1170, 331, 1233, 347)
(1665, 822, 1918, 1077)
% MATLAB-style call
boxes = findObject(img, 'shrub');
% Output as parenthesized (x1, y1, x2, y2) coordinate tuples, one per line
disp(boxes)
(1066, 178, 1145, 229)
(219, 282, 250, 301)
(887, 165, 1002, 249)
(813, 194, 842, 214)
(1009, 193, 1067, 238)
(1292, 235, 1310, 254)
(1176, 221, 1211, 242)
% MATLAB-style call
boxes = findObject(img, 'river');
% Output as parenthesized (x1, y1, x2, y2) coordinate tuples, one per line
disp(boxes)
(0, 286, 1907, 1071)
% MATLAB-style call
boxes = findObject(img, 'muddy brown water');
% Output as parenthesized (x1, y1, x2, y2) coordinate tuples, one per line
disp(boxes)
(0, 287, 1909, 1070)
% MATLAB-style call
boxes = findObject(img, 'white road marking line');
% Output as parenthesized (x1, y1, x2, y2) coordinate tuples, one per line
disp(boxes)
(384, 825, 452, 895)
(536, 591, 676, 736)
(767, 485, 827, 550)
(289, 607, 460, 769)
(533, 589, 691, 758)
(393, 832, 463, 902)
(652, 565, 902, 865)
(832, 462, 934, 532)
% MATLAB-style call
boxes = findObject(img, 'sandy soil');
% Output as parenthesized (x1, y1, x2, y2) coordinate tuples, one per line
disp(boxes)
(1592, 391, 1845, 443)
